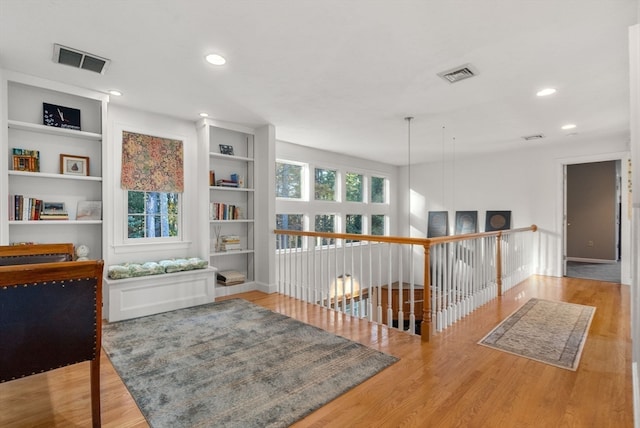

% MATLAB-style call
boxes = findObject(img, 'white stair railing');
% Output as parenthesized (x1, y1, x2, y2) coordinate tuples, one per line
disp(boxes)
(275, 225, 537, 341)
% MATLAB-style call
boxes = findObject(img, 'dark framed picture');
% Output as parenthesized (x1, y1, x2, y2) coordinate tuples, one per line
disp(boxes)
(485, 210, 511, 232)
(455, 211, 478, 235)
(43, 103, 81, 130)
(60, 154, 90, 176)
(427, 211, 449, 238)
(219, 144, 234, 155)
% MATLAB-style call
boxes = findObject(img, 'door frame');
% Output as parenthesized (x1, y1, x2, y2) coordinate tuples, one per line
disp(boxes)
(557, 151, 630, 283)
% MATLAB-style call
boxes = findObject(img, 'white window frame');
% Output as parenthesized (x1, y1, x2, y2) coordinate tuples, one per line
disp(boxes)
(276, 159, 308, 201)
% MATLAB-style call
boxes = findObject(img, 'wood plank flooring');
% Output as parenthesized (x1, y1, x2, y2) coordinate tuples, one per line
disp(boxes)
(0, 275, 632, 427)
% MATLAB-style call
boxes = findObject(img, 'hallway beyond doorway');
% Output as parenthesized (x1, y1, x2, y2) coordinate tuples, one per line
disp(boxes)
(566, 261, 621, 283)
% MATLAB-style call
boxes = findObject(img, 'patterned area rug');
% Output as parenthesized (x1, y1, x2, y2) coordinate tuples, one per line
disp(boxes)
(103, 299, 398, 427)
(478, 298, 595, 371)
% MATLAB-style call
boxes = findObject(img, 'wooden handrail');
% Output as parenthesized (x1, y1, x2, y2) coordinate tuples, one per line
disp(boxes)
(274, 224, 537, 246)
(274, 225, 538, 342)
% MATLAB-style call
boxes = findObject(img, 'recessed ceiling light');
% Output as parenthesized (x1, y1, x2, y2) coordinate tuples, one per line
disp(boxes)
(199, 112, 209, 117)
(561, 124, 576, 130)
(108, 90, 122, 96)
(205, 54, 226, 65)
(536, 88, 556, 97)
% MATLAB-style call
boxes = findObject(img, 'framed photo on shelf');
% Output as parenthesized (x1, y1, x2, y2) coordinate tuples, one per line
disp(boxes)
(43, 102, 81, 130)
(219, 144, 234, 155)
(13, 155, 36, 172)
(455, 211, 478, 235)
(76, 201, 102, 220)
(60, 154, 90, 176)
(12, 148, 40, 172)
(42, 201, 66, 213)
(485, 210, 511, 232)
(427, 211, 449, 238)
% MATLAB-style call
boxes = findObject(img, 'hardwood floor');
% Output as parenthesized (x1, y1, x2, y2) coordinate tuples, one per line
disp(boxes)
(0, 275, 632, 427)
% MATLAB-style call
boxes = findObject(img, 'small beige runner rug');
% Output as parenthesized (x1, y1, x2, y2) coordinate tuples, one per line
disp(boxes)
(478, 298, 595, 371)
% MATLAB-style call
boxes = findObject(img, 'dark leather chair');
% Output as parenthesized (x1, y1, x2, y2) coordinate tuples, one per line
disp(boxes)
(0, 258, 104, 427)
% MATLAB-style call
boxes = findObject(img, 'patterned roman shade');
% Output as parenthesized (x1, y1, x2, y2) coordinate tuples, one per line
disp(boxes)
(121, 131, 184, 192)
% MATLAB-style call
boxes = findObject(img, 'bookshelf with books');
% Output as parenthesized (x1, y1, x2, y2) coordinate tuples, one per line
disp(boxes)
(198, 118, 255, 293)
(1, 72, 107, 257)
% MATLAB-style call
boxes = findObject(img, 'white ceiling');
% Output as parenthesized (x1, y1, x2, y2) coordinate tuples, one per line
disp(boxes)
(0, 0, 637, 165)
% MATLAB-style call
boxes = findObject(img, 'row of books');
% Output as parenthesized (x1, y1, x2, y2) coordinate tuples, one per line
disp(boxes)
(9, 195, 69, 220)
(209, 203, 242, 220)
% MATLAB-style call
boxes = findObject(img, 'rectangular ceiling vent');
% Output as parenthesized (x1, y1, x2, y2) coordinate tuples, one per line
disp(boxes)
(522, 134, 545, 141)
(53, 44, 110, 74)
(437, 64, 477, 84)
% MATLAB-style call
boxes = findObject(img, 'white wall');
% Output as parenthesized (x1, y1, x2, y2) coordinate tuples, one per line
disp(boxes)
(399, 136, 631, 281)
(105, 105, 202, 265)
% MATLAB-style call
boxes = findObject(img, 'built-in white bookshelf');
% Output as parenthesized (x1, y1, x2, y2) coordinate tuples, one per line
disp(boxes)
(198, 119, 255, 294)
(1, 72, 107, 258)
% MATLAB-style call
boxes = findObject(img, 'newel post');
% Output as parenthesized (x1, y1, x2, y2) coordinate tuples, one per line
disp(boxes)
(496, 232, 503, 296)
(421, 243, 432, 342)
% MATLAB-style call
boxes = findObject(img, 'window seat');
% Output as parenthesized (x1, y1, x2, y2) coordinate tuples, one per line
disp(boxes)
(104, 265, 217, 322)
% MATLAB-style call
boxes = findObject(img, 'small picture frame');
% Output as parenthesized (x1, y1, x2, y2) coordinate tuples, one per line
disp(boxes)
(76, 201, 102, 220)
(43, 102, 81, 130)
(60, 154, 90, 176)
(427, 211, 449, 238)
(13, 155, 36, 172)
(42, 201, 66, 213)
(12, 148, 40, 172)
(485, 210, 512, 232)
(219, 144, 234, 155)
(455, 211, 478, 235)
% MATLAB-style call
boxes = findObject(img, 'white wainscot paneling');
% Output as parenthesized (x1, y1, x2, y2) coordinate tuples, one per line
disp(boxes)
(104, 267, 217, 321)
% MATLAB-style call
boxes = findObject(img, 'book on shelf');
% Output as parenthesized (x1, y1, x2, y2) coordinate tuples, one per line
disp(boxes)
(217, 270, 245, 286)
(39, 214, 70, 220)
(216, 179, 239, 187)
(219, 234, 242, 251)
(209, 170, 216, 186)
(209, 202, 242, 220)
(9, 195, 44, 220)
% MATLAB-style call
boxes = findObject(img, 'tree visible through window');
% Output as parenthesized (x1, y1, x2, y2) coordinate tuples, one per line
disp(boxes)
(346, 172, 363, 202)
(276, 214, 303, 249)
(371, 176, 385, 203)
(346, 214, 362, 243)
(371, 214, 385, 235)
(315, 168, 337, 201)
(128, 191, 179, 239)
(276, 162, 302, 199)
(315, 214, 335, 245)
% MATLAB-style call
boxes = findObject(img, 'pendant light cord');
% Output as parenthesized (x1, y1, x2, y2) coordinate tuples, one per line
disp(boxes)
(405, 117, 413, 235)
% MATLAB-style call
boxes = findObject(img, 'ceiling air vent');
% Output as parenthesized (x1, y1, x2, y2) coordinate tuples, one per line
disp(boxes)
(53, 44, 110, 74)
(437, 64, 477, 84)
(522, 134, 545, 141)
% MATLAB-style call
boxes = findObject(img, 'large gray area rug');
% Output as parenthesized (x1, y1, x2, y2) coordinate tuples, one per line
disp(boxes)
(478, 298, 595, 371)
(102, 299, 398, 427)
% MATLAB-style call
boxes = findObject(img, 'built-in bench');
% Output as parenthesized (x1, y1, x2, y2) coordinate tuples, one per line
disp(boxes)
(104, 259, 216, 322)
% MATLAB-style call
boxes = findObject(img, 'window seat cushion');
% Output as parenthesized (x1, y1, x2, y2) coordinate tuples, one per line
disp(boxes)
(107, 258, 208, 279)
